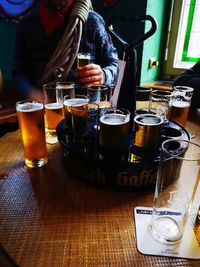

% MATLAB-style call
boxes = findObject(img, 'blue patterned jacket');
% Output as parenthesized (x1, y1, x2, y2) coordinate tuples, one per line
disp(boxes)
(13, 8, 119, 98)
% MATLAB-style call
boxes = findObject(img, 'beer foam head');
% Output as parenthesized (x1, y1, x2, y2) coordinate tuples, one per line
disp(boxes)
(45, 102, 63, 109)
(64, 98, 88, 107)
(134, 114, 164, 125)
(171, 101, 190, 108)
(100, 113, 129, 125)
(77, 53, 91, 60)
(16, 101, 43, 112)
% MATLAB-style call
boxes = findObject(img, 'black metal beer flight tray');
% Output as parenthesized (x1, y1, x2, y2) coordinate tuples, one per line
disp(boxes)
(56, 119, 190, 191)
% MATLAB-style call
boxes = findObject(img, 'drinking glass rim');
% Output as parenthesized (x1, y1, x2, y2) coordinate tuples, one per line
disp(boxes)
(56, 81, 75, 89)
(87, 85, 108, 91)
(173, 86, 194, 92)
(151, 90, 172, 96)
(16, 100, 44, 111)
(136, 87, 152, 92)
(161, 139, 200, 161)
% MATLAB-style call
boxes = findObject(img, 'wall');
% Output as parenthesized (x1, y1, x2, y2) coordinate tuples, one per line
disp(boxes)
(140, 0, 172, 85)
(0, 20, 17, 82)
(93, 0, 148, 84)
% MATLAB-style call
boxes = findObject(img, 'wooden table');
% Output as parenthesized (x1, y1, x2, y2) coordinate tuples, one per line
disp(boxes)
(0, 110, 200, 267)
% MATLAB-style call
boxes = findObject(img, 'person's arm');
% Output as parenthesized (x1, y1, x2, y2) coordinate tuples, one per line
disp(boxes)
(173, 61, 200, 109)
(174, 61, 200, 87)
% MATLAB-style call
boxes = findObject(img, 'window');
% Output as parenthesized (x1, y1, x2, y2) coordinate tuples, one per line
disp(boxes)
(162, 0, 200, 77)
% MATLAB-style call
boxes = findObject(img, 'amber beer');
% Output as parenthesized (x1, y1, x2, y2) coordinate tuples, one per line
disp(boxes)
(132, 113, 164, 159)
(168, 101, 190, 126)
(45, 102, 64, 134)
(99, 109, 130, 160)
(16, 101, 48, 168)
(77, 53, 91, 67)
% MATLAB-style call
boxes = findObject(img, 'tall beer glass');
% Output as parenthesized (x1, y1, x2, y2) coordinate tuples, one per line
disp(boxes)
(149, 139, 200, 244)
(43, 83, 64, 144)
(16, 100, 48, 168)
(168, 86, 194, 126)
(99, 108, 130, 161)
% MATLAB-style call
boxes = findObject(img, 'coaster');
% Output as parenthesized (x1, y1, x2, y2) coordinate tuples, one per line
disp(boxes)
(134, 206, 200, 259)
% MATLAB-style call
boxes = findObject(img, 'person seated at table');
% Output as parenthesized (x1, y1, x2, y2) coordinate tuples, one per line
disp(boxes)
(12, 0, 119, 101)
(173, 61, 200, 109)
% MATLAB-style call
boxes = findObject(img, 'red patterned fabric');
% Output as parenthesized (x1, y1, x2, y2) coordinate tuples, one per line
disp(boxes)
(39, 0, 74, 36)
(104, 0, 118, 6)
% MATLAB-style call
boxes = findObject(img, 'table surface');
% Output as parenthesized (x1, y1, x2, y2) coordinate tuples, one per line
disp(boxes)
(0, 110, 200, 267)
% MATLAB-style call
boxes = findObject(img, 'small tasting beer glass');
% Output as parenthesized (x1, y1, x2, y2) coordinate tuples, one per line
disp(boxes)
(149, 90, 172, 118)
(136, 86, 152, 109)
(99, 108, 130, 161)
(87, 85, 111, 109)
(16, 100, 48, 168)
(43, 83, 64, 143)
(77, 53, 91, 67)
(168, 86, 194, 126)
(63, 95, 89, 143)
(131, 111, 164, 159)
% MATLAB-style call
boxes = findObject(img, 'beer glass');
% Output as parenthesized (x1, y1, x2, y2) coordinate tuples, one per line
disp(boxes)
(168, 86, 194, 126)
(99, 108, 130, 161)
(16, 100, 48, 168)
(43, 83, 64, 144)
(87, 85, 111, 109)
(149, 90, 172, 118)
(149, 139, 200, 244)
(71, 102, 99, 145)
(131, 109, 164, 160)
(136, 86, 152, 109)
(63, 95, 89, 144)
(56, 81, 75, 99)
(77, 52, 91, 67)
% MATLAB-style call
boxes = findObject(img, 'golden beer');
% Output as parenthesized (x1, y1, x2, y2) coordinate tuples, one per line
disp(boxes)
(168, 101, 190, 126)
(77, 53, 91, 67)
(16, 101, 48, 168)
(99, 110, 130, 158)
(131, 113, 164, 160)
(45, 102, 64, 133)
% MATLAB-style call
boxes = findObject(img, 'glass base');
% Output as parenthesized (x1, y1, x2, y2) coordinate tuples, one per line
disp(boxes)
(45, 132, 58, 144)
(25, 158, 48, 168)
(149, 216, 182, 244)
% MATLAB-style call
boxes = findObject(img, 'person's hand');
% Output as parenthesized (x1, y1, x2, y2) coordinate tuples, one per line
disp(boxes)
(76, 64, 104, 86)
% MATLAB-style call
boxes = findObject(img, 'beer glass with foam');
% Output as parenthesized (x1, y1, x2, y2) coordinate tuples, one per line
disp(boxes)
(99, 108, 130, 161)
(130, 109, 164, 161)
(77, 53, 91, 67)
(63, 95, 89, 143)
(70, 102, 99, 146)
(16, 100, 48, 168)
(43, 83, 64, 144)
(168, 86, 194, 126)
